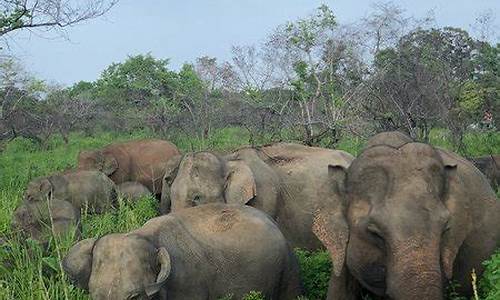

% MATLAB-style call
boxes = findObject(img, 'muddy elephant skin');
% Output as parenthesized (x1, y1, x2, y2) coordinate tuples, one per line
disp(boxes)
(63, 204, 303, 300)
(313, 131, 500, 300)
(161, 143, 353, 250)
(78, 139, 180, 196)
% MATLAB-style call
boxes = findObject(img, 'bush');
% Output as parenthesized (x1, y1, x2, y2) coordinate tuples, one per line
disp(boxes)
(294, 249, 332, 300)
(480, 250, 500, 300)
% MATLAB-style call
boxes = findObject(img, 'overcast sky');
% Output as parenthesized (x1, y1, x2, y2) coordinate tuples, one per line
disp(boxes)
(6, 0, 500, 85)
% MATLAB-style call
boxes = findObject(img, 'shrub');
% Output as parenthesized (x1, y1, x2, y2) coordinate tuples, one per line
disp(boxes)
(480, 250, 500, 300)
(294, 249, 332, 300)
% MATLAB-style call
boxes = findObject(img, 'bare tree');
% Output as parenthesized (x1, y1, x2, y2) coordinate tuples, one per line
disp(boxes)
(0, 0, 118, 37)
(471, 9, 498, 42)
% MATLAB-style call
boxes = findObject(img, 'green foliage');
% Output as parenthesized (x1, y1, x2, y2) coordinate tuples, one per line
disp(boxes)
(241, 291, 265, 300)
(480, 250, 500, 300)
(0, 8, 30, 35)
(295, 249, 332, 300)
(459, 81, 484, 115)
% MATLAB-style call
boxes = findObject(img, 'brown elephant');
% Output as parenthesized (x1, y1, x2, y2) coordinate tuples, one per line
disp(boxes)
(12, 170, 117, 242)
(63, 203, 303, 300)
(313, 131, 500, 300)
(161, 143, 353, 250)
(117, 181, 152, 201)
(471, 155, 499, 191)
(78, 139, 180, 196)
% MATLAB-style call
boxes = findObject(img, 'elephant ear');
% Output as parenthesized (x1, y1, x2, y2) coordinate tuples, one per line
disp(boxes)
(224, 160, 256, 205)
(440, 163, 473, 280)
(38, 179, 53, 201)
(144, 247, 171, 297)
(62, 238, 97, 290)
(101, 153, 118, 176)
(312, 165, 349, 277)
(160, 155, 183, 214)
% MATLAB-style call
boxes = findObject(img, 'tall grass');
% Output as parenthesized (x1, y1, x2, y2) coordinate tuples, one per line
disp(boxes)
(0, 128, 498, 299)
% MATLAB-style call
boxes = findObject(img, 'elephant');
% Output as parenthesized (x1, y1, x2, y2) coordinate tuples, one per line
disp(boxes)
(63, 203, 303, 300)
(161, 143, 353, 250)
(117, 182, 152, 201)
(22, 170, 117, 213)
(13, 170, 117, 242)
(312, 131, 500, 300)
(12, 199, 81, 244)
(471, 155, 499, 191)
(78, 139, 180, 196)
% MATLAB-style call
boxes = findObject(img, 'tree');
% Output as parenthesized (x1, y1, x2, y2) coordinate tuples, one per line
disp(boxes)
(0, 0, 118, 37)
(360, 27, 481, 144)
(265, 5, 366, 146)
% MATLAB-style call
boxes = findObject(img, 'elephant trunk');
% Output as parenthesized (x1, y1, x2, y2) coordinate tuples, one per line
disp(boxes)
(386, 238, 444, 300)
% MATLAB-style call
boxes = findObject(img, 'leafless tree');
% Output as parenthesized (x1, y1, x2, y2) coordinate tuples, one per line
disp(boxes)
(0, 0, 119, 37)
(471, 9, 498, 42)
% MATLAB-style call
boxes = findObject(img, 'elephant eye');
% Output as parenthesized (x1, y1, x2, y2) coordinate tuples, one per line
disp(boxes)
(192, 195, 201, 206)
(127, 292, 141, 300)
(366, 223, 385, 245)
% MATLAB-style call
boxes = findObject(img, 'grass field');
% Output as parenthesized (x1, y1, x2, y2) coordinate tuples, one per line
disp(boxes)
(0, 128, 498, 299)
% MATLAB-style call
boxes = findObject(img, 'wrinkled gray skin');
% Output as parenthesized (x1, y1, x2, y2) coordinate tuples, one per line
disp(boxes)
(313, 131, 500, 300)
(117, 182, 151, 201)
(23, 170, 117, 213)
(161, 143, 353, 250)
(12, 170, 117, 242)
(12, 199, 81, 244)
(471, 155, 499, 191)
(63, 204, 303, 300)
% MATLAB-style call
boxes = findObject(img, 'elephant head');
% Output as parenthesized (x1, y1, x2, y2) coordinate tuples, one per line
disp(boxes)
(314, 135, 465, 300)
(12, 199, 80, 243)
(63, 234, 171, 300)
(160, 152, 256, 213)
(78, 150, 118, 176)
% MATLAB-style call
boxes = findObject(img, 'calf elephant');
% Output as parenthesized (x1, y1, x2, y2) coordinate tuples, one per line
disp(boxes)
(12, 199, 80, 243)
(78, 139, 180, 196)
(161, 143, 353, 250)
(313, 131, 500, 300)
(117, 181, 152, 201)
(63, 203, 303, 300)
(471, 155, 499, 191)
(13, 170, 117, 242)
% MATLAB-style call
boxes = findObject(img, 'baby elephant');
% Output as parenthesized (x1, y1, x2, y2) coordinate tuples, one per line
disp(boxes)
(117, 182, 152, 201)
(13, 170, 117, 242)
(23, 170, 118, 213)
(12, 199, 80, 243)
(63, 203, 303, 300)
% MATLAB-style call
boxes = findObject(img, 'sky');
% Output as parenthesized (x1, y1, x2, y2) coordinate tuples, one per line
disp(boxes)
(6, 0, 500, 86)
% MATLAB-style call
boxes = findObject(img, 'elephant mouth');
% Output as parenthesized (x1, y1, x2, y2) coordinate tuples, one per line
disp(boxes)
(359, 264, 387, 296)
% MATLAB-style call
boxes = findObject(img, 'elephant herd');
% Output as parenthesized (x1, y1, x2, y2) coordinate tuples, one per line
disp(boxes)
(7, 132, 500, 300)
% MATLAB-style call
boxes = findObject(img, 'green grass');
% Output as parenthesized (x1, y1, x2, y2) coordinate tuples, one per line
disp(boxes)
(0, 128, 498, 299)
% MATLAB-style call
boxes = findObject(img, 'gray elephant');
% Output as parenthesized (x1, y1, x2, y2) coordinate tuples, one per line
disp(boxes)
(117, 182, 152, 201)
(22, 170, 117, 213)
(13, 170, 117, 242)
(161, 143, 353, 250)
(12, 199, 80, 243)
(471, 155, 499, 191)
(313, 131, 500, 300)
(78, 139, 180, 196)
(63, 203, 303, 300)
